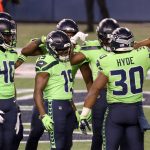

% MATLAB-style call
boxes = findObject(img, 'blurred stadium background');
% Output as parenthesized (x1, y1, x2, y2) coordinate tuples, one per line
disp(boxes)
(4, 0, 150, 149)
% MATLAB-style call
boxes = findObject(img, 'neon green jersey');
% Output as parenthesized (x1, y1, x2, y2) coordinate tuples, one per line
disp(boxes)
(0, 49, 18, 99)
(35, 54, 73, 100)
(38, 36, 84, 81)
(80, 40, 109, 80)
(97, 46, 150, 104)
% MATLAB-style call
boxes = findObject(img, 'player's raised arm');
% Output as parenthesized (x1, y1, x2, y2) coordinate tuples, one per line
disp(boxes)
(70, 50, 86, 65)
(134, 38, 150, 48)
(21, 39, 43, 56)
(15, 37, 46, 68)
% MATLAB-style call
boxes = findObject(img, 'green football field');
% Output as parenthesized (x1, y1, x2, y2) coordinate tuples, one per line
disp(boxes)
(15, 22, 150, 150)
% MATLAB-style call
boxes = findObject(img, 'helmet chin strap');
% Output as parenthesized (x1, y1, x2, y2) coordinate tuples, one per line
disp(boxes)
(59, 55, 69, 62)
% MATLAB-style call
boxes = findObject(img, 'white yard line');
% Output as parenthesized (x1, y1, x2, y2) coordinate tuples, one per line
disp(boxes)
(21, 140, 92, 144)
(17, 94, 33, 100)
(17, 89, 34, 94)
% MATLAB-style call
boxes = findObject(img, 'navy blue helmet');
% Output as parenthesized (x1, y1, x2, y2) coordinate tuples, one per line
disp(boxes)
(56, 19, 79, 35)
(96, 18, 119, 46)
(46, 30, 71, 62)
(0, 18, 16, 49)
(110, 27, 134, 52)
(0, 12, 17, 47)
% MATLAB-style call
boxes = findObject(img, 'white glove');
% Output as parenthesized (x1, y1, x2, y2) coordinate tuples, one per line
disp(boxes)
(0, 110, 5, 124)
(70, 31, 88, 44)
(80, 107, 91, 134)
(15, 112, 21, 134)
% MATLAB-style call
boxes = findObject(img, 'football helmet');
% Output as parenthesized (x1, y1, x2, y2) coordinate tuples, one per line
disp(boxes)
(0, 12, 12, 20)
(0, 12, 17, 47)
(0, 18, 15, 49)
(96, 18, 119, 48)
(46, 30, 71, 62)
(110, 27, 134, 52)
(56, 19, 79, 37)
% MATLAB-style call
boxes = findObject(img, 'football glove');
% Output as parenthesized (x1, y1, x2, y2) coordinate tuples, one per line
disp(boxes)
(0, 110, 5, 124)
(41, 114, 54, 132)
(80, 117, 91, 135)
(70, 31, 88, 44)
(79, 107, 92, 134)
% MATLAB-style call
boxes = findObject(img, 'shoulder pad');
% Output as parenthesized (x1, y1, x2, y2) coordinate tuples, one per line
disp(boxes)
(84, 40, 100, 46)
(35, 55, 59, 72)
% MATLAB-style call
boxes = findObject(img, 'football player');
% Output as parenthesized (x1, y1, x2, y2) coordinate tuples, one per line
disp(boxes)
(70, 18, 119, 150)
(80, 27, 150, 150)
(0, 18, 19, 150)
(0, 12, 24, 150)
(23, 18, 92, 150)
(34, 30, 77, 149)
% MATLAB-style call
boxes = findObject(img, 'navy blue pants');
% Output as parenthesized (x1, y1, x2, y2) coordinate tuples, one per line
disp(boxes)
(103, 102, 144, 150)
(91, 88, 107, 150)
(25, 104, 45, 150)
(0, 98, 17, 150)
(47, 100, 76, 150)
(26, 100, 76, 150)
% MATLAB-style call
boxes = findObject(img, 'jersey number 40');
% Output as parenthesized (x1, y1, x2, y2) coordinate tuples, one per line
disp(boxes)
(0, 61, 14, 83)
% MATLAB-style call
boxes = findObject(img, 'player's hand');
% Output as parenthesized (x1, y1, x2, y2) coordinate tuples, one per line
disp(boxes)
(79, 107, 92, 134)
(70, 31, 88, 44)
(77, 31, 88, 42)
(79, 117, 91, 134)
(80, 110, 92, 122)
(41, 114, 54, 132)
(0, 110, 5, 124)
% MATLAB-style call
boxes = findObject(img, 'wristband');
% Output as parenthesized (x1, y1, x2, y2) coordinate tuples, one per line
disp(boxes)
(81, 107, 91, 117)
(18, 54, 27, 62)
(39, 114, 46, 120)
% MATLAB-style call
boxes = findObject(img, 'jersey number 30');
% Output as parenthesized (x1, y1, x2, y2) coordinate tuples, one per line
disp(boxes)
(110, 66, 144, 95)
